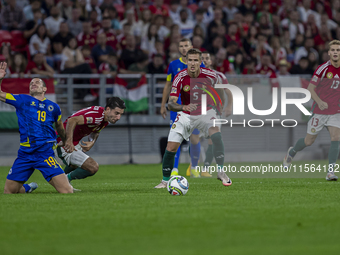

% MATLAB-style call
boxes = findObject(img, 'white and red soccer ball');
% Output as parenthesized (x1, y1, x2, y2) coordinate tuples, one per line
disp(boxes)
(167, 176, 189, 196)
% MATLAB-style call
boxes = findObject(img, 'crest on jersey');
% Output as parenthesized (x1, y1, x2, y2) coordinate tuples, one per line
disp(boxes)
(312, 75, 318, 82)
(31, 101, 36, 106)
(172, 124, 176, 129)
(86, 117, 93, 123)
(48, 105, 54, 111)
(327, 72, 333, 79)
(171, 87, 177, 94)
(183, 85, 190, 92)
(311, 128, 316, 133)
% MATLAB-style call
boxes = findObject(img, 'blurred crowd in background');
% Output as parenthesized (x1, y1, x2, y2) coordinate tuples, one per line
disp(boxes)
(0, 0, 338, 80)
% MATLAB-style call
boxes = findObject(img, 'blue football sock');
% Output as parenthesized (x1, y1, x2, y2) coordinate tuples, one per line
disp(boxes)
(173, 146, 181, 169)
(23, 184, 30, 193)
(190, 142, 201, 168)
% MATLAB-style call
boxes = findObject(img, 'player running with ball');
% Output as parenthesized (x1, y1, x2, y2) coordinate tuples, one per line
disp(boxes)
(154, 49, 232, 188)
(283, 40, 340, 181)
(56, 97, 125, 188)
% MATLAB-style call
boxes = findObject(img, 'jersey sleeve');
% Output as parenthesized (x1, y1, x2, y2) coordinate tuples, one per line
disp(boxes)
(166, 62, 173, 82)
(53, 103, 62, 123)
(82, 106, 105, 125)
(5, 94, 22, 108)
(310, 68, 321, 87)
(170, 73, 181, 97)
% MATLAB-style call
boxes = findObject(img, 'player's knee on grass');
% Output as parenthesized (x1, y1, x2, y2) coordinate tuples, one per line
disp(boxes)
(3, 180, 23, 194)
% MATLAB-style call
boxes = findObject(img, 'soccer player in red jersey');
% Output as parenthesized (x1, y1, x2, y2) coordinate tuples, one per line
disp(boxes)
(283, 40, 340, 181)
(56, 97, 125, 186)
(154, 49, 232, 188)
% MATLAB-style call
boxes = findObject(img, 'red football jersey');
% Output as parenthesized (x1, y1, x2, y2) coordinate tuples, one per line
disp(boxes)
(310, 60, 340, 115)
(77, 32, 96, 49)
(98, 29, 118, 50)
(92, 22, 102, 34)
(170, 67, 219, 115)
(57, 106, 109, 146)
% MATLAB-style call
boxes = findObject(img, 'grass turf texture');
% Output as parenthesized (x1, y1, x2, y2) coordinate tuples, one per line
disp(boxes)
(1, 160, 340, 255)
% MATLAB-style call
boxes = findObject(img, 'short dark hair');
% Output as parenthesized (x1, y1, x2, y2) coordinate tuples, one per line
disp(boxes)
(179, 38, 191, 45)
(81, 45, 91, 51)
(202, 51, 210, 54)
(186, 48, 202, 58)
(40, 79, 46, 88)
(108, 52, 117, 58)
(106, 97, 126, 110)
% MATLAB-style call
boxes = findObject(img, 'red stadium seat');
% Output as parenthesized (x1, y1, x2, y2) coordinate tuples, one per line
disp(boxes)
(10, 31, 27, 50)
(0, 30, 13, 45)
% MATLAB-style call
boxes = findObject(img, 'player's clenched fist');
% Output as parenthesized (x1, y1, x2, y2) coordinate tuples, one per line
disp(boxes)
(318, 101, 328, 110)
(64, 140, 76, 153)
(183, 104, 197, 112)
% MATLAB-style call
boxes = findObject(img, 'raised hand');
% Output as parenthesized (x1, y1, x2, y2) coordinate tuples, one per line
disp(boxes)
(0, 62, 7, 80)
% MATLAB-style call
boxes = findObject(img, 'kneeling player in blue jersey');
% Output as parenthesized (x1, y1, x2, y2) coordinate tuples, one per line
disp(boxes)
(0, 62, 74, 194)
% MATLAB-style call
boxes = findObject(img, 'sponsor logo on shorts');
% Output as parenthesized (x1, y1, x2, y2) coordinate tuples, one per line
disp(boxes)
(172, 124, 176, 129)
(312, 75, 318, 82)
(183, 85, 190, 92)
(171, 87, 177, 94)
(311, 128, 316, 133)
(327, 72, 333, 79)
(86, 117, 93, 123)
(48, 105, 54, 111)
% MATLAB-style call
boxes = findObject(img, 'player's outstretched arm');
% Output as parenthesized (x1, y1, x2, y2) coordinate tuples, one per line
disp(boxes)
(0, 62, 7, 102)
(55, 118, 67, 146)
(160, 81, 172, 119)
(168, 96, 197, 112)
(307, 83, 328, 110)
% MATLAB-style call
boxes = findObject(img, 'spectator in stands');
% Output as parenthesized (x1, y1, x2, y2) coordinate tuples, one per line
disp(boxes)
(294, 37, 319, 65)
(277, 59, 290, 76)
(207, 9, 227, 41)
(99, 52, 118, 77)
(77, 20, 96, 49)
(281, 10, 305, 41)
(8, 53, 27, 77)
(270, 36, 287, 68)
(117, 24, 132, 50)
(319, 49, 330, 64)
(100, 0, 114, 13)
(290, 56, 314, 75)
(200, 0, 214, 25)
(177, 0, 194, 21)
(25, 52, 54, 77)
(90, 10, 102, 34)
(81, 45, 97, 73)
(256, 0, 272, 23)
(41, 0, 54, 17)
(29, 24, 54, 67)
(233, 53, 244, 75)
(147, 53, 165, 74)
(206, 35, 224, 55)
(98, 17, 118, 50)
(77, 0, 89, 21)
(192, 35, 206, 52)
(169, 0, 179, 23)
(308, 51, 319, 71)
(214, 48, 233, 74)
(154, 40, 165, 59)
(272, 14, 282, 36)
(256, 53, 276, 75)
(57, 0, 72, 20)
(242, 58, 256, 74)
(133, 9, 152, 40)
(320, 12, 337, 31)
(120, 8, 137, 29)
(298, 0, 320, 25)
(0, 0, 26, 31)
(194, 8, 207, 37)
(91, 33, 114, 68)
(0, 44, 13, 70)
(238, 0, 254, 16)
(192, 25, 205, 41)
(314, 23, 333, 51)
(141, 24, 158, 57)
(24, 9, 42, 40)
(44, 5, 64, 37)
(106, 6, 122, 33)
(154, 15, 170, 41)
(167, 42, 180, 63)
(149, 0, 169, 17)
(223, 0, 238, 22)
(175, 9, 195, 39)
(67, 8, 83, 36)
(86, 0, 102, 21)
(53, 22, 74, 48)
(126, 53, 149, 74)
(60, 37, 92, 74)
(23, 0, 45, 21)
(120, 34, 144, 71)
(226, 22, 242, 47)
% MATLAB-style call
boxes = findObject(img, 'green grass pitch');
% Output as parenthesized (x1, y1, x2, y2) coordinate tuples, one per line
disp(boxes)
(1, 160, 340, 255)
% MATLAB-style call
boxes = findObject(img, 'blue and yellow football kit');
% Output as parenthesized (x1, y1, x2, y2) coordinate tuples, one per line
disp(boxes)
(5, 94, 64, 182)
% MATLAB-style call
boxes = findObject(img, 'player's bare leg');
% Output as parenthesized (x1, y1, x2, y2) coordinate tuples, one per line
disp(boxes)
(67, 157, 99, 181)
(326, 126, 340, 180)
(283, 134, 317, 169)
(189, 134, 201, 178)
(155, 141, 181, 188)
(4, 179, 38, 194)
(49, 174, 73, 193)
(208, 126, 231, 186)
